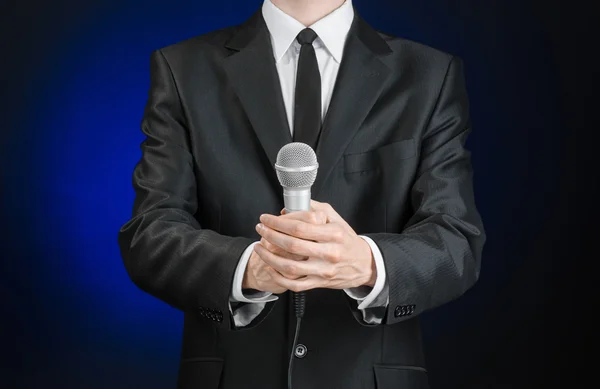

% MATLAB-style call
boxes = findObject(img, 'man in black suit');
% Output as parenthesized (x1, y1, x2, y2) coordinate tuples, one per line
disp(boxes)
(118, 0, 485, 388)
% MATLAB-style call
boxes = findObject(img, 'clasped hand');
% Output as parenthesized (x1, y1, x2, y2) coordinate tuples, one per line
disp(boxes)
(243, 200, 376, 294)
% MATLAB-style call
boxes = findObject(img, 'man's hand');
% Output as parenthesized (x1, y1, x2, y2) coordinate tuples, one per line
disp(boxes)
(242, 239, 308, 294)
(254, 200, 376, 293)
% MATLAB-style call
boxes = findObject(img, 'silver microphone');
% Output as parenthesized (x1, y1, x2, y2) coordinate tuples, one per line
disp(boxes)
(274, 141, 318, 320)
(274, 142, 319, 213)
(274, 143, 318, 388)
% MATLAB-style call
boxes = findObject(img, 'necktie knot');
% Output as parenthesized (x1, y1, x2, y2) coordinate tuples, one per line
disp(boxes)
(296, 28, 318, 45)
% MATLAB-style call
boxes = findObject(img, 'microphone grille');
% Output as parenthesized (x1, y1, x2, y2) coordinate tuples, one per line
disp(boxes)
(275, 142, 318, 188)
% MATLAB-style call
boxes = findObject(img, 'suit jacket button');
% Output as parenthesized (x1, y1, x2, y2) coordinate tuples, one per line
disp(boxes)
(394, 306, 401, 317)
(294, 344, 307, 358)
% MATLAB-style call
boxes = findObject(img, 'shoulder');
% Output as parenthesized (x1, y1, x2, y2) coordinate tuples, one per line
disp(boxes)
(380, 30, 455, 63)
(151, 23, 242, 66)
(373, 24, 454, 60)
(373, 29, 462, 84)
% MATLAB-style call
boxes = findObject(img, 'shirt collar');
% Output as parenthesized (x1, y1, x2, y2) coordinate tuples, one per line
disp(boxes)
(262, 0, 354, 63)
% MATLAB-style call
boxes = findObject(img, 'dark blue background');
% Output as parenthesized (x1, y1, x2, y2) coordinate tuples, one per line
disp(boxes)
(1, 0, 595, 388)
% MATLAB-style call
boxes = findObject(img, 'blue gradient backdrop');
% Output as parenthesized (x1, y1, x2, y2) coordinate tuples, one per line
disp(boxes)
(1, 0, 595, 388)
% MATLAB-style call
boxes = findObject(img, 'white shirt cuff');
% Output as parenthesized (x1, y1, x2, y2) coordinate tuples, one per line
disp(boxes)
(344, 235, 389, 310)
(230, 241, 279, 304)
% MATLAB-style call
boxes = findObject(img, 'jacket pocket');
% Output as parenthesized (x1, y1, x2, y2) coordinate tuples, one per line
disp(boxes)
(177, 358, 224, 389)
(373, 364, 429, 389)
(344, 138, 416, 174)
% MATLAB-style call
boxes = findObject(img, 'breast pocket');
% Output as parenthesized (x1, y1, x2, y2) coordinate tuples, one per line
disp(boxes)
(373, 364, 429, 389)
(344, 138, 416, 174)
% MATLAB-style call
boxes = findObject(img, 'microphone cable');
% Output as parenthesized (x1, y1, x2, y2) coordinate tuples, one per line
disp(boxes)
(287, 291, 306, 389)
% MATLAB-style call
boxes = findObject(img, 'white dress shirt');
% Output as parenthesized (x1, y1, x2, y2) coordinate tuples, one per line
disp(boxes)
(229, 0, 389, 327)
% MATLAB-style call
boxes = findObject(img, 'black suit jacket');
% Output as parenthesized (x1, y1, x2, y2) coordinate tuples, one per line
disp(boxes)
(118, 8, 485, 389)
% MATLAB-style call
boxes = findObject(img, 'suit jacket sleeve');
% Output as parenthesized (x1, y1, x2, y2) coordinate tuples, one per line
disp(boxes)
(365, 56, 486, 325)
(118, 49, 253, 330)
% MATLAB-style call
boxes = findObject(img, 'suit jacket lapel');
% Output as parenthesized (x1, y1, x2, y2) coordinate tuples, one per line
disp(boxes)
(223, 11, 293, 171)
(312, 14, 392, 197)
(223, 11, 392, 198)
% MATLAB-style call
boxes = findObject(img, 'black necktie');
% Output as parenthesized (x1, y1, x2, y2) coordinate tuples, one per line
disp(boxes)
(293, 28, 321, 150)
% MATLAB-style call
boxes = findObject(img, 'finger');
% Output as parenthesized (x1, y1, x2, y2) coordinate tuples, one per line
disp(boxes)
(268, 269, 320, 293)
(309, 200, 356, 234)
(309, 200, 345, 224)
(256, 222, 321, 256)
(255, 243, 320, 278)
(275, 210, 328, 225)
(259, 266, 289, 294)
(259, 215, 342, 243)
(280, 208, 318, 218)
(260, 238, 307, 261)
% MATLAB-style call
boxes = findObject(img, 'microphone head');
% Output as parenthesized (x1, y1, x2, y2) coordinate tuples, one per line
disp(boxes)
(275, 142, 318, 189)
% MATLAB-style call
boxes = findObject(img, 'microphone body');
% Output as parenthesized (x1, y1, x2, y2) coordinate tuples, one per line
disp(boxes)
(283, 188, 311, 213)
(281, 188, 310, 319)
(274, 142, 319, 318)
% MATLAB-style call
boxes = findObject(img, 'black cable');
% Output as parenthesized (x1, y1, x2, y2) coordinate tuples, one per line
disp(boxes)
(288, 291, 306, 389)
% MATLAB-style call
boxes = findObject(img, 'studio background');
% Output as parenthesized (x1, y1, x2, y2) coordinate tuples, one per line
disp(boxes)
(1, 0, 595, 388)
